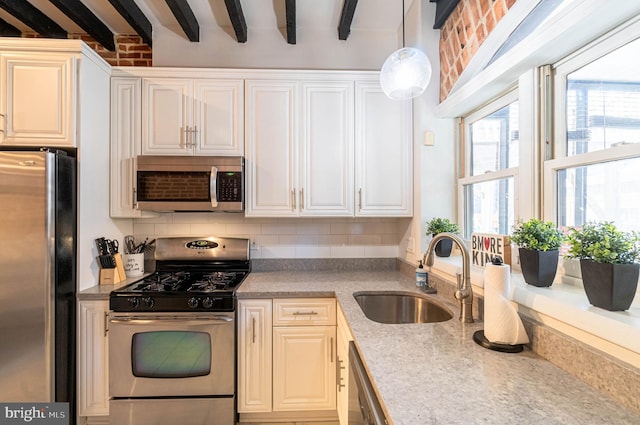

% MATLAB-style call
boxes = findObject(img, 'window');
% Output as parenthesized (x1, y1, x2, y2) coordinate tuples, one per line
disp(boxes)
(548, 24, 640, 232)
(459, 91, 519, 238)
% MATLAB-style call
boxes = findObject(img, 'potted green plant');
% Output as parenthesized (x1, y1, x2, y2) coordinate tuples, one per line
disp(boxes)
(565, 221, 640, 311)
(426, 218, 460, 257)
(511, 218, 564, 287)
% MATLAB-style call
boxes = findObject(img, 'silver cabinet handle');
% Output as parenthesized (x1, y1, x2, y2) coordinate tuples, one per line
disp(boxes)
(300, 188, 304, 210)
(358, 188, 362, 210)
(104, 312, 109, 337)
(291, 189, 296, 212)
(192, 125, 198, 149)
(251, 317, 256, 344)
(0, 113, 5, 134)
(184, 126, 190, 148)
(337, 357, 346, 390)
(210, 166, 219, 208)
(292, 311, 318, 316)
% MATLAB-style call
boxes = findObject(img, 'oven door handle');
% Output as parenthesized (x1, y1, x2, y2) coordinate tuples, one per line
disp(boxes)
(210, 166, 219, 208)
(109, 316, 233, 325)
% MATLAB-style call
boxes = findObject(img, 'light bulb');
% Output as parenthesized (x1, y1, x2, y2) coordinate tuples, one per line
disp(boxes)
(380, 47, 432, 100)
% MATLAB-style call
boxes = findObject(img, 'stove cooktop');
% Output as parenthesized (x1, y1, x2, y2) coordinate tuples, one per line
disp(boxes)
(109, 236, 251, 313)
(110, 270, 248, 312)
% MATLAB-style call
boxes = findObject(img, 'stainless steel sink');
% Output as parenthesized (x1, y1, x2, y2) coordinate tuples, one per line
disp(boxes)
(353, 291, 453, 324)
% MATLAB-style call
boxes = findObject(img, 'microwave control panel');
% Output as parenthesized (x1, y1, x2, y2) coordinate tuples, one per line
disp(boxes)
(218, 172, 243, 202)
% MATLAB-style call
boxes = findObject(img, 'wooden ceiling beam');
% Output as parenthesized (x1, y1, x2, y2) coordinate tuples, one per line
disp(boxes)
(432, 0, 460, 29)
(224, 0, 247, 43)
(0, 0, 67, 38)
(0, 17, 21, 37)
(108, 0, 153, 46)
(285, 0, 296, 44)
(165, 0, 199, 42)
(338, 0, 358, 41)
(49, 0, 116, 51)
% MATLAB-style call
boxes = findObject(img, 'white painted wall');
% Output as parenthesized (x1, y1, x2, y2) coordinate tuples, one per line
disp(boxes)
(77, 47, 132, 290)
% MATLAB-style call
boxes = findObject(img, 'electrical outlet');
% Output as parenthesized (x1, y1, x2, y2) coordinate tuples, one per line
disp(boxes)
(406, 237, 415, 254)
(250, 240, 260, 251)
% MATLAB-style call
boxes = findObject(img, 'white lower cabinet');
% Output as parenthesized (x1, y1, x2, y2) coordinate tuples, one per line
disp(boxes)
(77, 300, 109, 418)
(273, 325, 336, 411)
(237, 299, 273, 413)
(238, 298, 337, 418)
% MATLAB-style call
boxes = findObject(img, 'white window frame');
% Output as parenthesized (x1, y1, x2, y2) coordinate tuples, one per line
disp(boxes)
(458, 88, 532, 239)
(545, 17, 640, 226)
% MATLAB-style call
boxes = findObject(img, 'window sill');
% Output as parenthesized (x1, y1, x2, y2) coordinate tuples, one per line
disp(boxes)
(429, 255, 640, 367)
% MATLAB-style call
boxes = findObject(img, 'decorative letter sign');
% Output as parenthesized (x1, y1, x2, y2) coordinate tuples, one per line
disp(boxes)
(471, 233, 511, 268)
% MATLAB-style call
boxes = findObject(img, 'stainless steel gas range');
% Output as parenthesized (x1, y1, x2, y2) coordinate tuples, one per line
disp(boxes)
(108, 236, 250, 425)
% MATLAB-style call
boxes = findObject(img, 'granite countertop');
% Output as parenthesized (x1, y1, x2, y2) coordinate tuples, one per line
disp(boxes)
(239, 270, 640, 425)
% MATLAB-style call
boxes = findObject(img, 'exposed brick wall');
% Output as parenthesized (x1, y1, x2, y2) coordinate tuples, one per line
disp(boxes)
(22, 32, 151, 67)
(439, 0, 517, 101)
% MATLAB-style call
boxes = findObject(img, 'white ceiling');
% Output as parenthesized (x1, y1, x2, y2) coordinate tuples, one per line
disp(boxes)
(0, 0, 412, 43)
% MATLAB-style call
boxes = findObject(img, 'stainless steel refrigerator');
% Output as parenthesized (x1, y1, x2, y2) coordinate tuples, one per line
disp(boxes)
(0, 149, 76, 417)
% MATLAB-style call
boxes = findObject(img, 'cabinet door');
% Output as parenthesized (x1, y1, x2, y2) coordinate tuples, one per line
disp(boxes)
(110, 77, 149, 218)
(77, 300, 109, 417)
(300, 81, 354, 216)
(142, 78, 193, 155)
(355, 81, 413, 216)
(245, 80, 298, 216)
(237, 300, 273, 413)
(0, 53, 75, 146)
(194, 79, 244, 155)
(272, 326, 336, 411)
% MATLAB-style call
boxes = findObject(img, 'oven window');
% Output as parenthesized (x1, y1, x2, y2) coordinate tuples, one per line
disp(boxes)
(137, 171, 210, 201)
(132, 331, 211, 378)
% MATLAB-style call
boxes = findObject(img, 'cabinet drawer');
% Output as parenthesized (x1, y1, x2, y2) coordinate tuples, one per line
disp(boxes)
(273, 298, 336, 326)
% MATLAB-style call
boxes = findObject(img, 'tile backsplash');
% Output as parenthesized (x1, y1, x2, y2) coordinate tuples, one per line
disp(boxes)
(133, 213, 408, 259)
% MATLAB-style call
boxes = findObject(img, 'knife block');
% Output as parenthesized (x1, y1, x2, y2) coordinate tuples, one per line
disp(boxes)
(98, 254, 127, 285)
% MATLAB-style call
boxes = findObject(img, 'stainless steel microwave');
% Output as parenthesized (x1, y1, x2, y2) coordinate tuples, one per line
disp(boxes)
(135, 156, 244, 212)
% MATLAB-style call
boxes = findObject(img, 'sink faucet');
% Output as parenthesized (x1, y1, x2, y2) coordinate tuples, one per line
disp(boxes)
(423, 232, 474, 323)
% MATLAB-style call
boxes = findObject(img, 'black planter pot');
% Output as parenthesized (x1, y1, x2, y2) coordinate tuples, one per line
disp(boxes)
(579, 259, 639, 311)
(434, 237, 453, 257)
(519, 248, 559, 287)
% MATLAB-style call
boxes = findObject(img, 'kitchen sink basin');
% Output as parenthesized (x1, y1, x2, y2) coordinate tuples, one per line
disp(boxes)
(353, 291, 453, 324)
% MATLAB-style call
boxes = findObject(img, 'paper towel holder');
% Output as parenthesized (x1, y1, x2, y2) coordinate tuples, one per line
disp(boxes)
(473, 256, 525, 353)
(473, 330, 524, 353)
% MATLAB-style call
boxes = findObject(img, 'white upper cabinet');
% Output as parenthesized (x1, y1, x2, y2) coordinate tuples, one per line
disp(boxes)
(355, 81, 413, 216)
(246, 76, 412, 218)
(300, 81, 354, 216)
(142, 78, 244, 156)
(195, 80, 244, 155)
(245, 79, 356, 217)
(0, 52, 76, 147)
(245, 79, 298, 216)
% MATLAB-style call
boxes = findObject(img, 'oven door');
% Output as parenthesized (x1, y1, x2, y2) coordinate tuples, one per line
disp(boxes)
(108, 312, 234, 398)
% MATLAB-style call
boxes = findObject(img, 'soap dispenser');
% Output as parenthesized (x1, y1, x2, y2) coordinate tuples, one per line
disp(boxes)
(415, 260, 428, 289)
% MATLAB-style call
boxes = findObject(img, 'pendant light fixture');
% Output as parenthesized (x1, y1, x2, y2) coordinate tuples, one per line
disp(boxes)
(380, 0, 432, 100)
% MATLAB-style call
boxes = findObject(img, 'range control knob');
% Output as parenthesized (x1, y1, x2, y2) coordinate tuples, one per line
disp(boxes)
(127, 297, 140, 309)
(188, 297, 199, 309)
(202, 297, 214, 309)
(143, 297, 155, 309)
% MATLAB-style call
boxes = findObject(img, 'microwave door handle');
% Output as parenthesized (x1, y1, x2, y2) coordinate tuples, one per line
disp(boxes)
(210, 166, 219, 208)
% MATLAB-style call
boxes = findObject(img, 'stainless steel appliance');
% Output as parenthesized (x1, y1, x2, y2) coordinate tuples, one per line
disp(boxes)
(135, 156, 244, 212)
(348, 342, 388, 425)
(108, 236, 250, 425)
(0, 150, 76, 416)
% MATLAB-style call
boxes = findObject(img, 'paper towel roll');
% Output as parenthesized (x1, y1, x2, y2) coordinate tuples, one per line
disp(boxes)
(484, 261, 529, 345)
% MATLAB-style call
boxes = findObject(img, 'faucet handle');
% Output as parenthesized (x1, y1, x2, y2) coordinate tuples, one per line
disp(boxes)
(456, 272, 463, 289)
